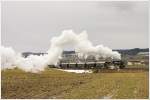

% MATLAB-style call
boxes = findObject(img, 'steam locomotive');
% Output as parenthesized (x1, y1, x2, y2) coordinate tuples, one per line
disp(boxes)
(58, 60, 126, 69)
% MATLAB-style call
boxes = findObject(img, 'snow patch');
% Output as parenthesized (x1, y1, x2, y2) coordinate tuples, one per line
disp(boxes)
(58, 69, 92, 73)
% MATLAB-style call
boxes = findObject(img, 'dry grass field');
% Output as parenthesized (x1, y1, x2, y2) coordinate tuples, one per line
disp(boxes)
(1, 68, 149, 99)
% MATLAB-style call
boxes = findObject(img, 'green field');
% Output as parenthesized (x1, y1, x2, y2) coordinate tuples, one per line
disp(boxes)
(1, 68, 149, 99)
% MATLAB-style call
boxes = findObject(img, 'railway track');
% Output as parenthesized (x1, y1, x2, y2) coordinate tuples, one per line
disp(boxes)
(96, 67, 149, 73)
(56, 67, 149, 73)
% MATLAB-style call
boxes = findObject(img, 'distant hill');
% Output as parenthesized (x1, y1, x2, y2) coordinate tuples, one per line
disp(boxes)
(22, 48, 149, 57)
(113, 48, 149, 56)
(22, 52, 47, 58)
(61, 48, 149, 56)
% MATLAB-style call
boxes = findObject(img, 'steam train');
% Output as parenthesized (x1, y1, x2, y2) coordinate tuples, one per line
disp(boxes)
(57, 60, 126, 69)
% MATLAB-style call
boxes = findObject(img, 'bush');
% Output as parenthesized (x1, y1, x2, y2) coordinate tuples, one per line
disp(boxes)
(92, 69, 99, 73)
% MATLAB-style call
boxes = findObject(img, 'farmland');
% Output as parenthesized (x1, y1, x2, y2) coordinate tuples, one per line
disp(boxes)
(1, 67, 149, 99)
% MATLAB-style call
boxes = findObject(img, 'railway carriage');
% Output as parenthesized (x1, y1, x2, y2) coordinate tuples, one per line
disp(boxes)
(58, 60, 126, 69)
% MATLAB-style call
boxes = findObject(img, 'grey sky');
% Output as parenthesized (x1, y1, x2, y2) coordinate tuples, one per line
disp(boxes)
(2, 1, 148, 52)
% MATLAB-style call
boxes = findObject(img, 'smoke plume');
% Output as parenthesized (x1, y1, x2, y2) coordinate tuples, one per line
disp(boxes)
(1, 30, 121, 73)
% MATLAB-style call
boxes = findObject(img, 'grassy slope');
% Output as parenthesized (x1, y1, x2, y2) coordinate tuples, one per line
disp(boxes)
(1, 68, 149, 99)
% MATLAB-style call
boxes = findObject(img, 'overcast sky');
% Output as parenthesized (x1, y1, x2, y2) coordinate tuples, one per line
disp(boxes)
(1, 1, 148, 52)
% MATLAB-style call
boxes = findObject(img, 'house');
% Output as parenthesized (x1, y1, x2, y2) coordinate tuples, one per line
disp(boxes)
(137, 52, 149, 57)
(127, 60, 146, 66)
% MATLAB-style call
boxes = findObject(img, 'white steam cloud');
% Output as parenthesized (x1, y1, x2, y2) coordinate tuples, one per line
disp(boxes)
(1, 30, 121, 73)
(1, 46, 48, 73)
